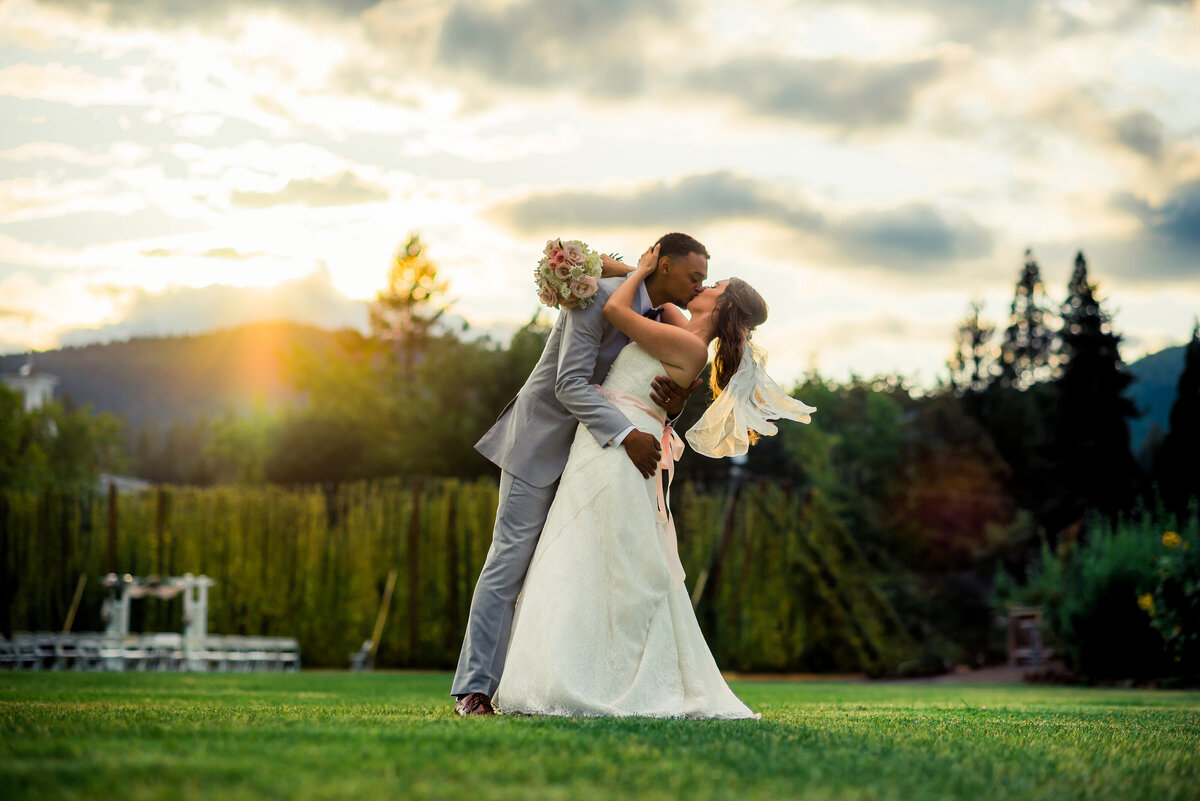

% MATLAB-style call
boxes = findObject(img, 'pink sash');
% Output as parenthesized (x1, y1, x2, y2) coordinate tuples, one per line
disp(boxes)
(596, 386, 687, 589)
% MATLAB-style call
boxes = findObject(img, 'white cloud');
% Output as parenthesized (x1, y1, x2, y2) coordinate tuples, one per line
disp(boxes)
(0, 140, 151, 166)
(51, 267, 369, 347)
(0, 177, 141, 221)
(489, 172, 995, 273)
(231, 170, 389, 208)
(0, 0, 1196, 385)
(0, 269, 124, 350)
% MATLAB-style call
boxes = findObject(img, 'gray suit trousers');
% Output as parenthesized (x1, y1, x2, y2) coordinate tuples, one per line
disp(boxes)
(450, 470, 558, 698)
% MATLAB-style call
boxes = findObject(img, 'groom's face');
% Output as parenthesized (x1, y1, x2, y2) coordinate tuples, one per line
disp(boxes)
(661, 251, 709, 307)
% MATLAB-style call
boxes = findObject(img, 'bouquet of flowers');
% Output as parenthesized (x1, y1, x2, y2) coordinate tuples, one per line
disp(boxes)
(535, 238, 603, 310)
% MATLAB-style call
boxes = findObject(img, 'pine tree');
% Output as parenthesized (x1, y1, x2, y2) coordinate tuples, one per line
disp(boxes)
(1052, 251, 1140, 524)
(369, 234, 450, 368)
(997, 249, 1057, 390)
(948, 300, 995, 396)
(1155, 320, 1200, 522)
(963, 254, 1057, 534)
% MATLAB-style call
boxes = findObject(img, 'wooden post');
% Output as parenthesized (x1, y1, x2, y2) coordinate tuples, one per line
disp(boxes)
(369, 569, 397, 666)
(61, 573, 87, 635)
(106, 483, 117, 576)
(407, 478, 422, 664)
(444, 487, 460, 657)
(707, 469, 744, 594)
(154, 488, 167, 630)
(155, 488, 167, 575)
(728, 487, 759, 645)
(693, 467, 744, 635)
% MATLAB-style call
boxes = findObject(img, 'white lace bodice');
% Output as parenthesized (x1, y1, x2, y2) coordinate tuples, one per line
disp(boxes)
(600, 343, 666, 416)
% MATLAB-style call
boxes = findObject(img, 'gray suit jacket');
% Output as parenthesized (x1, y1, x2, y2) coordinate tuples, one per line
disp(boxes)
(475, 276, 652, 488)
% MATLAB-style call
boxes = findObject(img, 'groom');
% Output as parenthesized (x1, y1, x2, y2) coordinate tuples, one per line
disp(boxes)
(452, 232, 712, 715)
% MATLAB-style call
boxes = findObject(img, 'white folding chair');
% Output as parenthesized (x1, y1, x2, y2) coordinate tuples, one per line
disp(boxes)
(52, 634, 80, 670)
(118, 637, 148, 671)
(231, 635, 257, 672)
(0, 636, 18, 670)
(98, 636, 124, 671)
(34, 633, 58, 670)
(202, 635, 229, 672)
(244, 637, 274, 672)
(144, 633, 183, 671)
(278, 638, 302, 672)
(12, 634, 41, 670)
(73, 635, 105, 671)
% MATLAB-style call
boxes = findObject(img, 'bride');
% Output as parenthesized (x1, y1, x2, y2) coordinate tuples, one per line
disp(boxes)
(492, 244, 815, 719)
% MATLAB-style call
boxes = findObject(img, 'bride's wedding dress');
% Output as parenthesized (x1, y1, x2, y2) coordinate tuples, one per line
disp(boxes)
(493, 343, 756, 719)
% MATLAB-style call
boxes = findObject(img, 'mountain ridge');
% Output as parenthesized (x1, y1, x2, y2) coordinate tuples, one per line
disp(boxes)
(2, 323, 1188, 451)
(0, 321, 343, 430)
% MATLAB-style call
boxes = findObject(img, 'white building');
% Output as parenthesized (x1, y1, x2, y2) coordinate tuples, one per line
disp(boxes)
(97, 473, 153, 494)
(1, 355, 59, 412)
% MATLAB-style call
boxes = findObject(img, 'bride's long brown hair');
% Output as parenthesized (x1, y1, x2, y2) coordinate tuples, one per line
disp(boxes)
(710, 278, 769, 398)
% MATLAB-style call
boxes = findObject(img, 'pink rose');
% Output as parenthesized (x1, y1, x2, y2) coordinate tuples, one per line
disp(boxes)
(549, 249, 567, 267)
(543, 238, 562, 256)
(570, 275, 598, 300)
(563, 243, 586, 265)
(554, 263, 572, 280)
(538, 283, 559, 307)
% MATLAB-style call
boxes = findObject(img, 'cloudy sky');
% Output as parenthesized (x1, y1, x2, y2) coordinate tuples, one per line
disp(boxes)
(1, 0, 1198, 387)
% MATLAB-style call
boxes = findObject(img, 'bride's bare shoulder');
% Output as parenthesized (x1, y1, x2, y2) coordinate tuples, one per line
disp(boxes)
(654, 327, 708, 382)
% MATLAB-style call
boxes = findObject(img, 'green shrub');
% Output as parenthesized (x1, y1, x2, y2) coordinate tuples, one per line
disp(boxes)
(1141, 513, 1200, 680)
(996, 512, 1183, 680)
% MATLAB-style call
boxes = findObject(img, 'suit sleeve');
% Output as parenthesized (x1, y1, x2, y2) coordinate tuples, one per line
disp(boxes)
(554, 290, 635, 447)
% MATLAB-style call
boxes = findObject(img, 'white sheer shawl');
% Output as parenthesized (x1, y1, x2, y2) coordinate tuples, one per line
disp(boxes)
(685, 342, 815, 458)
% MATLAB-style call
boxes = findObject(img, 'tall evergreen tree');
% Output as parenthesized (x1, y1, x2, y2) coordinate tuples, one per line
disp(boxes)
(997, 249, 1056, 390)
(1155, 320, 1200, 522)
(948, 300, 995, 396)
(369, 234, 451, 368)
(961, 256, 1057, 536)
(1052, 251, 1140, 525)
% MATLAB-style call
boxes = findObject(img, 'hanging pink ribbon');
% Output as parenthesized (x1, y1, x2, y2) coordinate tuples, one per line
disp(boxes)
(597, 386, 688, 589)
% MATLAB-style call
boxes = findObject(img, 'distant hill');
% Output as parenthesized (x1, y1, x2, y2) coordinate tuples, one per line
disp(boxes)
(1126, 343, 1187, 453)
(2, 323, 1188, 453)
(0, 321, 344, 430)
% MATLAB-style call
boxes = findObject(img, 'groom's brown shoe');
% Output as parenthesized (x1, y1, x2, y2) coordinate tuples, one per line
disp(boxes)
(454, 692, 495, 716)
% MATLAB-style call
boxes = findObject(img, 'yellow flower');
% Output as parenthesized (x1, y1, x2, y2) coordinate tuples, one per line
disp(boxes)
(1137, 593, 1155, 613)
(1163, 531, 1182, 548)
(1173, 626, 1182, 636)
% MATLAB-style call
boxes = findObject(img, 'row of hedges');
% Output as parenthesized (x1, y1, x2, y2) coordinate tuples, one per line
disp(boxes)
(2, 478, 919, 672)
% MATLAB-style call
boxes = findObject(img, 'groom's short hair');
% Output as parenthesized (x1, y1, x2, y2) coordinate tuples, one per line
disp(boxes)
(654, 232, 710, 262)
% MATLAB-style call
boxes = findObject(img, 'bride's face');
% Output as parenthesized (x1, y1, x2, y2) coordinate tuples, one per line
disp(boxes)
(685, 280, 728, 315)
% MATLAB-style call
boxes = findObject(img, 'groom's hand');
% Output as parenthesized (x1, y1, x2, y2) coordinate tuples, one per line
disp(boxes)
(622, 430, 661, 479)
(651, 376, 701, 418)
(600, 253, 634, 278)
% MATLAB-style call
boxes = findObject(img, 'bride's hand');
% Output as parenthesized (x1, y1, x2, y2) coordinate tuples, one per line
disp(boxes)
(634, 244, 660, 278)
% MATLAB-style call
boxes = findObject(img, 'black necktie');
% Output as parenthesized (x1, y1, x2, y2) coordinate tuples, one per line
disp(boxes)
(643, 307, 663, 322)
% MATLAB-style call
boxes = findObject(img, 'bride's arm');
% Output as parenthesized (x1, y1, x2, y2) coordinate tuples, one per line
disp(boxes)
(660, 303, 689, 328)
(604, 245, 707, 380)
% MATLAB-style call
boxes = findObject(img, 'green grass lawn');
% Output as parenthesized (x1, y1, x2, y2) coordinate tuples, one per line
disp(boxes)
(2, 671, 1198, 801)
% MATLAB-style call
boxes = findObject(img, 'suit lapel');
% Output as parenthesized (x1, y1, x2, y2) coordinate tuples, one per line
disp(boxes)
(633, 281, 653, 317)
